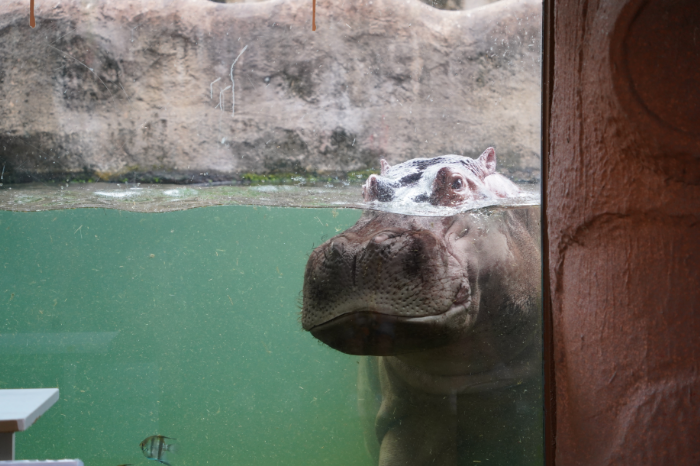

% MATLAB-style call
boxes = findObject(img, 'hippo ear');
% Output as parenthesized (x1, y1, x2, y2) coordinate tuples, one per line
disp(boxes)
(477, 147, 497, 175)
(380, 159, 391, 176)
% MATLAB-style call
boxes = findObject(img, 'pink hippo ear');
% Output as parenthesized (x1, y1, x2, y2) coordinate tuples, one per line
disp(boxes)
(380, 159, 391, 176)
(477, 147, 497, 175)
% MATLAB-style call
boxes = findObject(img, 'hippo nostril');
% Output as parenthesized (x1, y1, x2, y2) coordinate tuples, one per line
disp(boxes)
(372, 233, 392, 244)
(363, 175, 396, 202)
(453, 279, 471, 305)
(323, 240, 344, 261)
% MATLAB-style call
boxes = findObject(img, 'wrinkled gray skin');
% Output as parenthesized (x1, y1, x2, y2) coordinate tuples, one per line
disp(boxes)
(302, 207, 542, 465)
(301, 152, 542, 465)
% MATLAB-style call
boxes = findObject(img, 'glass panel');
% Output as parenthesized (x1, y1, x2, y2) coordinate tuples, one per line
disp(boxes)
(0, 0, 542, 464)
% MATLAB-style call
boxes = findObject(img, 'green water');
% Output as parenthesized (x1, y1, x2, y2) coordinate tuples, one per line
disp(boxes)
(0, 205, 371, 466)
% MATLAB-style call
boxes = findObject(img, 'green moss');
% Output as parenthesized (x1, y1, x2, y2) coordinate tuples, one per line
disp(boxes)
(346, 169, 378, 182)
(241, 169, 377, 187)
(242, 173, 299, 185)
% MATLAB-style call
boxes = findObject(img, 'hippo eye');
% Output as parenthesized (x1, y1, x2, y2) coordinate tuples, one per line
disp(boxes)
(451, 178, 463, 190)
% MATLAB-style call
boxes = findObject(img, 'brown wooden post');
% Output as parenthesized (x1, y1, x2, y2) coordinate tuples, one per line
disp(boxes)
(547, 0, 700, 464)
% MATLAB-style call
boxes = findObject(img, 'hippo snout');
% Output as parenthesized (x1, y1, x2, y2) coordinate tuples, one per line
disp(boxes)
(302, 222, 472, 355)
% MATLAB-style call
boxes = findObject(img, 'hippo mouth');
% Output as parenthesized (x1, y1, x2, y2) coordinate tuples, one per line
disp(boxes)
(301, 215, 475, 356)
(308, 296, 472, 356)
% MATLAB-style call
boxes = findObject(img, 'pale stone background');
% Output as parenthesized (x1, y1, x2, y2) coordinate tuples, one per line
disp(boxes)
(0, 0, 541, 184)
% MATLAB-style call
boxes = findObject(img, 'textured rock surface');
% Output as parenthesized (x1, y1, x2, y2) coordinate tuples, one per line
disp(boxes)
(0, 0, 541, 184)
(216, 0, 502, 12)
(548, 0, 700, 464)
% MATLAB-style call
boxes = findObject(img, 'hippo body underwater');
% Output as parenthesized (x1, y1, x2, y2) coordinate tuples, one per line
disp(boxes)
(302, 149, 542, 466)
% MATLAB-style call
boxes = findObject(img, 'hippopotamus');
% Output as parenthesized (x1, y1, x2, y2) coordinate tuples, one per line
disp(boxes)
(301, 148, 542, 465)
(362, 147, 521, 205)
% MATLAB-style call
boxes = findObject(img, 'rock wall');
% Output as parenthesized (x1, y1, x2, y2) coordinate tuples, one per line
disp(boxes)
(548, 0, 700, 464)
(0, 0, 541, 184)
(198, 1, 503, 19)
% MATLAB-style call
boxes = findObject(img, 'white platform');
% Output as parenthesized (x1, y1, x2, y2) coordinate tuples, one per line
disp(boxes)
(0, 389, 60, 461)
(0, 461, 83, 466)
(0, 389, 59, 433)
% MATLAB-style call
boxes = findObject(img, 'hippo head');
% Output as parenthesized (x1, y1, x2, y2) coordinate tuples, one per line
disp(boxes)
(362, 147, 519, 206)
(302, 150, 540, 363)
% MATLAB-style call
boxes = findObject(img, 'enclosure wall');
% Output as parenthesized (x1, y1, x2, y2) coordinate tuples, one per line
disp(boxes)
(548, 0, 700, 464)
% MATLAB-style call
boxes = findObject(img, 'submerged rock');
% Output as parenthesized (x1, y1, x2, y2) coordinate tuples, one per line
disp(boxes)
(0, 0, 541, 184)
